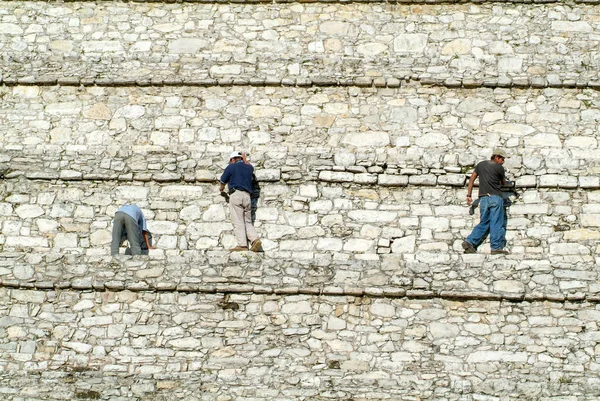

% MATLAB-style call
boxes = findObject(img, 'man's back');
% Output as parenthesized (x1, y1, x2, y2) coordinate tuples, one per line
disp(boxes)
(475, 160, 505, 198)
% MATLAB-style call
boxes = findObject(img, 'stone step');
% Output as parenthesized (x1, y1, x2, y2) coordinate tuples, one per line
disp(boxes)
(0, 288, 599, 401)
(2, 85, 600, 181)
(3, 3, 600, 86)
(1, 251, 598, 301)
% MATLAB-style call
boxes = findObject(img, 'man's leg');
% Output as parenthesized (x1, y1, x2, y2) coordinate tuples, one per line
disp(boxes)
(110, 212, 126, 255)
(242, 192, 258, 244)
(488, 196, 506, 250)
(250, 197, 258, 224)
(229, 191, 248, 247)
(123, 214, 143, 255)
(466, 197, 492, 249)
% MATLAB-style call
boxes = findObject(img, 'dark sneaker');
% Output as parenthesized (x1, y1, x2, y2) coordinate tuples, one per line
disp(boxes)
(250, 239, 262, 252)
(230, 246, 247, 252)
(461, 241, 476, 254)
(491, 249, 510, 255)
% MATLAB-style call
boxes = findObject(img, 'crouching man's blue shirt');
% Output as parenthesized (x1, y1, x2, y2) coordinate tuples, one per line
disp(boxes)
(220, 160, 254, 194)
(117, 204, 149, 233)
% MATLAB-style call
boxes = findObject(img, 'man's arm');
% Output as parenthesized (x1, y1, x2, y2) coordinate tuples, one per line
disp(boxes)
(242, 152, 249, 164)
(466, 172, 478, 206)
(142, 231, 156, 250)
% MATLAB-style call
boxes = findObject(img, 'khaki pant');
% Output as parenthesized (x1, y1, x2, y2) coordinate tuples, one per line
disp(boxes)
(229, 190, 259, 247)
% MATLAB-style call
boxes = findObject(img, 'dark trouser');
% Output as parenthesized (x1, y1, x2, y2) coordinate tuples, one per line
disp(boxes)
(111, 212, 143, 255)
(251, 197, 258, 224)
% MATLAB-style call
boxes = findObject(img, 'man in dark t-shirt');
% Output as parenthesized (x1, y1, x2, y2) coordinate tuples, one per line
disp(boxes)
(462, 148, 509, 255)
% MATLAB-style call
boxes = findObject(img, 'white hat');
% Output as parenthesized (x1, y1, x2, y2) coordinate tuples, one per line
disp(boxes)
(228, 151, 242, 160)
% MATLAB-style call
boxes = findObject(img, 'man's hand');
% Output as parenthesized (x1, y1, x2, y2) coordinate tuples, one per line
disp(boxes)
(466, 196, 473, 206)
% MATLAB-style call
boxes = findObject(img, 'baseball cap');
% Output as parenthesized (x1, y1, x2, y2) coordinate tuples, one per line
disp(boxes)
(228, 151, 242, 160)
(492, 148, 509, 158)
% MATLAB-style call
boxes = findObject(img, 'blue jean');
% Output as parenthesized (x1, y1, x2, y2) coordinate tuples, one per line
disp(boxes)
(466, 195, 506, 250)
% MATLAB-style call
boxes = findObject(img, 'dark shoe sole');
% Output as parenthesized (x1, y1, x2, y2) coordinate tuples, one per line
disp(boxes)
(491, 249, 510, 255)
(250, 239, 262, 252)
(462, 241, 476, 254)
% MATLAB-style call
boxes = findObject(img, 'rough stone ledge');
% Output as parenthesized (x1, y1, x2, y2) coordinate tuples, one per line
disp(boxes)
(3, 170, 600, 190)
(2, 279, 598, 304)
(2, 76, 599, 90)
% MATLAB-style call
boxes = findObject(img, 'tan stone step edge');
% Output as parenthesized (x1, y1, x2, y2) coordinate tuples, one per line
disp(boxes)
(26, 0, 579, 4)
(2, 76, 600, 90)
(1, 279, 597, 303)
(3, 170, 599, 190)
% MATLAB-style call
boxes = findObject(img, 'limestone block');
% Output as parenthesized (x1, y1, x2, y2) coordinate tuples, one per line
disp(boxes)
(309, 200, 333, 213)
(5, 237, 48, 248)
(492, 280, 525, 294)
(45, 102, 82, 116)
(318, 171, 354, 183)
(245, 105, 281, 118)
(0, 203, 13, 216)
(116, 186, 149, 200)
(348, 210, 397, 223)
(63, 342, 93, 354)
(54, 233, 78, 248)
(552, 21, 592, 32)
(82, 41, 124, 52)
(467, 351, 528, 363)
(36, 219, 59, 232)
(438, 174, 466, 186)
(409, 175, 437, 186)
(319, 21, 350, 35)
(80, 316, 113, 326)
(90, 229, 111, 246)
(370, 302, 395, 317)
(488, 123, 535, 136)
(168, 38, 207, 53)
(169, 338, 201, 349)
(354, 174, 378, 185)
(316, 238, 343, 251)
(263, 224, 295, 240)
(391, 236, 416, 254)
(160, 186, 203, 200)
(378, 175, 408, 187)
(15, 205, 44, 219)
(13, 265, 34, 280)
(180, 205, 202, 221)
(441, 39, 471, 55)
(393, 34, 428, 53)
(73, 300, 95, 311)
(343, 239, 373, 253)
(539, 175, 578, 188)
(148, 221, 178, 235)
(580, 176, 600, 189)
(256, 169, 281, 182)
(333, 152, 356, 167)
(510, 204, 549, 215)
(155, 116, 185, 129)
(343, 131, 390, 147)
(282, 301, 312, 314)
(549, 243, 590, 255)
(429, 322, 460, 339)
(564, 229, 600, 241)
(83, 103, 112, 120)
(2, 221, 21, 236)
(279, 240, 313, 251)
(202, 205, 226, 222)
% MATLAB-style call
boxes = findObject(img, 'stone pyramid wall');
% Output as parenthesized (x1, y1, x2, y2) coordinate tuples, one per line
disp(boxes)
(1, 1, 600, 400)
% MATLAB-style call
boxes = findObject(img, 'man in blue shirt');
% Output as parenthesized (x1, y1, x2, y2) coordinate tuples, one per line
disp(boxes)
(219, 151, 262, 252)
(111, 204, 154, 255)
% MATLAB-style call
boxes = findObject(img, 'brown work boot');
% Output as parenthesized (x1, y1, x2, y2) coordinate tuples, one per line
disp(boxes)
(230, 246, 247, 252)
(490, 249, 510, 255)
(250, 239, 262, 252)
(461, 241, 476, 254)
